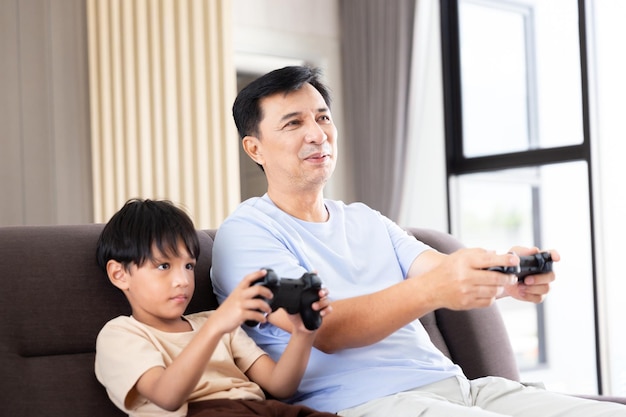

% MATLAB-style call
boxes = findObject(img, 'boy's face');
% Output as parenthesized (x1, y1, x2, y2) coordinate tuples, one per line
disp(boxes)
(108, 240, 196, 332)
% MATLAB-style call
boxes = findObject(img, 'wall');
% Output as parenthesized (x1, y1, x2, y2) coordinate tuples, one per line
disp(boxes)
(0, 0, 448, 230)
(588, 0, 626, 395)
(0, 0, 350, 226)
(0, 0, 92, 226)
(232, 0, 351, 201)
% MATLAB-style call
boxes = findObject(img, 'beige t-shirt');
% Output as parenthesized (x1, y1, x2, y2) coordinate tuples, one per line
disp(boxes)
(95, 311, 267, 417)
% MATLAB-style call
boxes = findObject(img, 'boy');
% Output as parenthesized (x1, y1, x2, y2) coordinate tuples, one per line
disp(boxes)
(95, 199, 333, 417)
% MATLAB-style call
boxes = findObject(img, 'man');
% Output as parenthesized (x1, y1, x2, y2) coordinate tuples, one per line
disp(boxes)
(211, 66, 626, 416)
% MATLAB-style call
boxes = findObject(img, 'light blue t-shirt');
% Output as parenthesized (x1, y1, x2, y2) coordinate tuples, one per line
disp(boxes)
(211, 195, 463, 413)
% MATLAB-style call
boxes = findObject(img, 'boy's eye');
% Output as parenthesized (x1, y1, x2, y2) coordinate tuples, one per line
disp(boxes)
(186, 263, 195, 271)
(157, 263, 170, 271)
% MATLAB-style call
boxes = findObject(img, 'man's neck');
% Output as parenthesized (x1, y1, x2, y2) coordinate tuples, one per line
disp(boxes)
(267, 189, 328, 222)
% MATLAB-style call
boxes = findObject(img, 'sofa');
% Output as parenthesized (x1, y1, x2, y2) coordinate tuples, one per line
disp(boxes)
(1, 223, 624, 416)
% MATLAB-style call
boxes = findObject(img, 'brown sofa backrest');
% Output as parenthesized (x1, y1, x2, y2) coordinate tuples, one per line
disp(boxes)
(0, 224, 518, 417)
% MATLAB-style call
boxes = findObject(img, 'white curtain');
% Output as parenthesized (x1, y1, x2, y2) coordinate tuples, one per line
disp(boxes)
(86, 0, 240, 228)
(399, 0, 449, 231)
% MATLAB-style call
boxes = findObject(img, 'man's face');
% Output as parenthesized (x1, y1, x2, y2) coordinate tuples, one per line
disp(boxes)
(243, 83, 338, 194)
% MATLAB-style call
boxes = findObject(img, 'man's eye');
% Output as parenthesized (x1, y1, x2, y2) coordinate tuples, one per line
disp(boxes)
(284, 120, 301, 129)
(317, 115, 333, 125)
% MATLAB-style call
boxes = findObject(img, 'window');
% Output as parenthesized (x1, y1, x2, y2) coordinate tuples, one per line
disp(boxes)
(441, 0, 600, 394)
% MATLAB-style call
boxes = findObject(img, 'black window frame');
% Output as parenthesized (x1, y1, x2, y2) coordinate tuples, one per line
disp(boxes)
(439, 0, 604, 392)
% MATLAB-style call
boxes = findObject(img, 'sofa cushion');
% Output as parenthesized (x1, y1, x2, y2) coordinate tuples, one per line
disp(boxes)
(0, 224, 216, 417)
(2, 224, 128, 357)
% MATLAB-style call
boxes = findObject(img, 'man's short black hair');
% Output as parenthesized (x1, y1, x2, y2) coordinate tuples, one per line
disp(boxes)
(232, 65, 332, 140)
(96, 199, 200, 272)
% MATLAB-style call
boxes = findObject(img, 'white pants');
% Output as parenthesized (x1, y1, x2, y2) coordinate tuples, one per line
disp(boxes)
(337, 376, 626, 417)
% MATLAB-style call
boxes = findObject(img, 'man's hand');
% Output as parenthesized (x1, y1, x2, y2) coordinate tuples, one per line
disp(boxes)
(503, 247, 560, 303)
(417, 248, 520, 310)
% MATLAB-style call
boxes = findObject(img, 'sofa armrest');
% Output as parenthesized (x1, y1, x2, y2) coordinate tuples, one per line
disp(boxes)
(405, 227, 520, 381)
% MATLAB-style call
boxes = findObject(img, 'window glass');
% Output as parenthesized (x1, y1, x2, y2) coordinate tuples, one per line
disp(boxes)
(459, 0, 583, 157)
(450, 162, 598, 393)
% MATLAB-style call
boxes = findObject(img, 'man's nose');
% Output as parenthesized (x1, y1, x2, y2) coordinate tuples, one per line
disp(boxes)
(304, 120, 328, 143)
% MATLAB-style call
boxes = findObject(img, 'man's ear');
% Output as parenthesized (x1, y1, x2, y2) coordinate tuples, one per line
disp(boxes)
(242, 136, 264, 165)
(106, 260, 129, 291)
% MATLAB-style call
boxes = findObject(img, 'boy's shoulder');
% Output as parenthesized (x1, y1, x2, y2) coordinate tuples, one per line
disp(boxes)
(99, 315, 135, 331)
(98, 312, 213, 336)
(97, 315, 146, 343)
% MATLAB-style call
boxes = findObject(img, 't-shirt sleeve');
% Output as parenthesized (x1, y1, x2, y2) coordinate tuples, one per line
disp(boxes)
(95, 318, 167, 411)
(229, 325, 269, 373)
(382, 214, 433, 278)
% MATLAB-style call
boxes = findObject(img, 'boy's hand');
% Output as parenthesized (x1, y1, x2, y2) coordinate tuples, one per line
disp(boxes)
(285, 288, 332, 334)
(211, 270, 274, 334)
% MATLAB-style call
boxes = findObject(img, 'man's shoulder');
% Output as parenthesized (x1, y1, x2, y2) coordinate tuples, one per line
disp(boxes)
(222, 196, 276, 224)
(218, 195, 308, 240)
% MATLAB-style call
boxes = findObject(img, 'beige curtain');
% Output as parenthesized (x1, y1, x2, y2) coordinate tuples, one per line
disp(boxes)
(339, 0, 416, 221)
(86, 0, 239, 229)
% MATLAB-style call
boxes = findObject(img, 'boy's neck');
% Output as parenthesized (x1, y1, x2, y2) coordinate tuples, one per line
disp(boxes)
(132, 314, 193, 333)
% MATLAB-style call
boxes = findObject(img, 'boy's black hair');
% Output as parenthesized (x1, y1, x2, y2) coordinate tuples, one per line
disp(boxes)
(232, 65, 332, 140)
(96, 199, 200, 272)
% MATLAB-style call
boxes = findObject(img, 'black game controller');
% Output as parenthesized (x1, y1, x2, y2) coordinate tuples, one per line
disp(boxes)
(245, 268, 323, 331)
(489, 252, 553, 282)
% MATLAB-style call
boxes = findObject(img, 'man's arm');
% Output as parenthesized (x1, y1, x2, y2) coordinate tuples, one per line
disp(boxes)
(269, 248, 521, 353)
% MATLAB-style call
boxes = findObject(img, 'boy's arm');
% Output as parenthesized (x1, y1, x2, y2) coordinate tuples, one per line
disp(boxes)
(245, 329, 316, 399)
(134, 320, 229, 411)
(135, 271, 274, 411)
(244, 288, 331, 399)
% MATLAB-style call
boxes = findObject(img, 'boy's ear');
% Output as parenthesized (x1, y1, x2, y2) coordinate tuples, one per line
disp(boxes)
(106, 260, 129, 291)
(242, 136, 264, 165)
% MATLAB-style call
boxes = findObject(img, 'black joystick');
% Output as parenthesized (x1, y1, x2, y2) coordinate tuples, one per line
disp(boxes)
(245, 268, 323, 331)
(489, 252, 553, 282)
